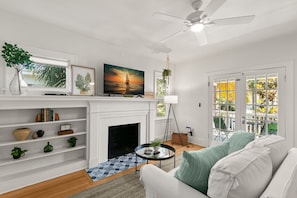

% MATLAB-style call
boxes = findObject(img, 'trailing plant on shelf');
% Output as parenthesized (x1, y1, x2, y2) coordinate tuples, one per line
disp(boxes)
(11, 147, 27, 159)
(67, 137, 78, 147)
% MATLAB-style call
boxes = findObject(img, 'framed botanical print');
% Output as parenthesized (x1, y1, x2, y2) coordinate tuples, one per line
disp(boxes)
(71, 65, 95, 96)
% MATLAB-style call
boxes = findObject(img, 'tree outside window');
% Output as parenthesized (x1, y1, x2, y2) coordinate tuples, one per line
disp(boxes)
(155, 71, 168, 117)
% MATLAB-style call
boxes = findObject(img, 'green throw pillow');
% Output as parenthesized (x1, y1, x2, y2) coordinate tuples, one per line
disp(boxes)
(174, 142, 229, 194)
(228, 131, 255, 154)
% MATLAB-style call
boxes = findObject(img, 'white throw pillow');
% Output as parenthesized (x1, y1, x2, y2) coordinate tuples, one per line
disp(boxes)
(207, 147, 272, 198)
(245, 135, 289, 173)
(260, 148, 297, 198)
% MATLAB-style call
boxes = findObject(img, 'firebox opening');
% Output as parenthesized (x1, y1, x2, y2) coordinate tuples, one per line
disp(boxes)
(108, 123, 139, 159)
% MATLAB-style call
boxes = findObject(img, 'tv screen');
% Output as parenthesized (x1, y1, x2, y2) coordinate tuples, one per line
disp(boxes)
(104, 64, 144, 95)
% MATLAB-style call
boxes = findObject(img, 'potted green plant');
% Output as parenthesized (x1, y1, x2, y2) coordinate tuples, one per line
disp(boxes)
(1, 42, 32, 95)
(67, 137, 77, 147)
(75, 73, 91, 95)
(11, 147, 28, 159)
(162, 68, 171, 80)
(162, 55, 172, 88)
(150, 138, 162, 154)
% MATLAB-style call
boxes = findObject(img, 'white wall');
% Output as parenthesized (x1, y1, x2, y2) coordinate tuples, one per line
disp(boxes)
(175, 32, 297, 147)
(0, 10, 174, 144)
(0, 10, 169, 95)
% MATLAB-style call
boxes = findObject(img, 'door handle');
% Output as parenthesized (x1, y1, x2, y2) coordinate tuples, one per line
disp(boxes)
(241, 116, 245, 124)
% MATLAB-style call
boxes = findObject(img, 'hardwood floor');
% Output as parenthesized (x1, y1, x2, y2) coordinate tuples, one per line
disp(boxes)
(1, 141, 203, 198)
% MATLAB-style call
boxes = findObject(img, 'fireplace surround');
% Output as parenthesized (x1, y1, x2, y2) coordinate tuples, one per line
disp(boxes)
(89, 98, 157, 167)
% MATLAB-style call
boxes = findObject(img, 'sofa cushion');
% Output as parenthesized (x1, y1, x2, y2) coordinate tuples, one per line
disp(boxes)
(260, 148, 297, 198)
(207, 147, 272, 198)
(245, 135, 289, 173)
(174, 142, 229, 194)
(228, 131, 255, 154)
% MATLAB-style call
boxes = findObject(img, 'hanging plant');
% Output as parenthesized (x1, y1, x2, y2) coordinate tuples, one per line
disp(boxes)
(162, 68, 171, 80)
(162, 55, 172, 86)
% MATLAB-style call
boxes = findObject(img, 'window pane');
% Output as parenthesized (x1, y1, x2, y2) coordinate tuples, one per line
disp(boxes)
(23, 56, 68, 89)
(156, 100, 166, 117)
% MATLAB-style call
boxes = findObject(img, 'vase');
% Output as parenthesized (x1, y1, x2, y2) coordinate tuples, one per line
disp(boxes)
(9, 66, 28, 95)
(12, 128, 31, 141)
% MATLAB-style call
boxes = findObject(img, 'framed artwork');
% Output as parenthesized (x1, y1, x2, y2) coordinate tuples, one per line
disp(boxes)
(71, 65, 96, 96)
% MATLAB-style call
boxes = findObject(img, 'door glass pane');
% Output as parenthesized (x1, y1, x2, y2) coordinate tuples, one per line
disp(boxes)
(245, 74, 278, 136)
(212, 79, 236, 142)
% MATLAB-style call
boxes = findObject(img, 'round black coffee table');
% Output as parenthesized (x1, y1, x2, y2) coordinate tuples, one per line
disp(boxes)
(134, 143, 176, 172)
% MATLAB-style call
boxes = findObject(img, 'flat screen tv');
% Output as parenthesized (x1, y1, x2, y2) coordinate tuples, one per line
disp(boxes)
(104, 64, 144, 96)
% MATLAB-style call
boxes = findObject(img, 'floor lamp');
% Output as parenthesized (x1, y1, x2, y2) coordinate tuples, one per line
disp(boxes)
(163, 95, 182, 144)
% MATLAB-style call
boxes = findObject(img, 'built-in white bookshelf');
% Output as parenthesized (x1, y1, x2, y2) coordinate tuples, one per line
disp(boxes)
(0, 97, 89, 194)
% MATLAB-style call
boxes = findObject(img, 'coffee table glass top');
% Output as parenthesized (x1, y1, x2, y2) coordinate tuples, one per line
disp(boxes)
(135, 143, 175, 160)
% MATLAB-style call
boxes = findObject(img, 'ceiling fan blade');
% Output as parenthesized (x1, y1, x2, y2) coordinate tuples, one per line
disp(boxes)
(153, 12, 190, 24)
(160, 28, 190, 43)
(212, 15, 255, 25)
(201, 0, 226, 19)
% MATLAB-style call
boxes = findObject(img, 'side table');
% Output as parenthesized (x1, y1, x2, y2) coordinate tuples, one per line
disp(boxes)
(134, 143, 176, 172)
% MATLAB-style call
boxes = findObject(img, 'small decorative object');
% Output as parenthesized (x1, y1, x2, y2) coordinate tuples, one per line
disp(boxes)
(150, 138, 162, 154)
(43, 142, 53, 153)
(54, 113, 60, 121)
(11, 147, 27, 159)
(58, 129, 73, 135)
(32, 132, 38, 139)
(1, 42, 32, 95)
(36, 130, 45, 137)
(12, 128, 31, 141)
(60, 124, 71, 131)
(71, 65, 95, 96)
(172, 132, 188, 146)
(67, 137, 78, 147)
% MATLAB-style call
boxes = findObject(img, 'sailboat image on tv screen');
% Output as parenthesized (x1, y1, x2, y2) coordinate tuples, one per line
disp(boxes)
(125, 73, 129, 85)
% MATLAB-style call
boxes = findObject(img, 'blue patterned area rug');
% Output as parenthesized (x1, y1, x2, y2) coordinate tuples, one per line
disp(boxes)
(86, 153, 146, 182)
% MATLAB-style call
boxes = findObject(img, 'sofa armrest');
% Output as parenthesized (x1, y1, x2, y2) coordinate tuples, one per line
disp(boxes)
(140, 164, 209, 198)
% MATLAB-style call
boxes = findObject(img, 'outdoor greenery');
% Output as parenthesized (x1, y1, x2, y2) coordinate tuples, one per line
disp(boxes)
(156, 78, 167, 117)
(31, 63, 66, 88)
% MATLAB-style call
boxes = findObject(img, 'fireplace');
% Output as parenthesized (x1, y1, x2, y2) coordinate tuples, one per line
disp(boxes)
(108, 123, 139, 159)
(88, 98, 157, 167)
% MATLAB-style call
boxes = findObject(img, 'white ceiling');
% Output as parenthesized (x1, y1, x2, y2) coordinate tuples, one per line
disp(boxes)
(1, 0, 297, 64)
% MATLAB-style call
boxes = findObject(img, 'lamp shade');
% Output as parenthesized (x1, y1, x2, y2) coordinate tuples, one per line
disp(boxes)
(164, 95, 178, 104)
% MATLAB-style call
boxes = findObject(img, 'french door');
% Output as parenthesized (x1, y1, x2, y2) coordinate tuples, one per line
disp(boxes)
(210, 67, 285, 142)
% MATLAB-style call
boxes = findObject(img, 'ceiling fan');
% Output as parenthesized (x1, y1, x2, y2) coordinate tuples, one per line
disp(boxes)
(154, 0, 255, 44)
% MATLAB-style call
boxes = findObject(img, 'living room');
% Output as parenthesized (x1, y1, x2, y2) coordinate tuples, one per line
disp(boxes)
(0, 0, 297, 197)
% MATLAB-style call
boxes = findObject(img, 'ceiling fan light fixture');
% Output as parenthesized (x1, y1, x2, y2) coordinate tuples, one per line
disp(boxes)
(190, 23, 204, 32)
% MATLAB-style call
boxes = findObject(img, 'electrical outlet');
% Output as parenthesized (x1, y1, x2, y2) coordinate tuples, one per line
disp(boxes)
(186, 126, 193, 136)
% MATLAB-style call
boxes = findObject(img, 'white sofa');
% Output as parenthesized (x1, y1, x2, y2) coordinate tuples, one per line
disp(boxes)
(140, 135, 297, 198)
